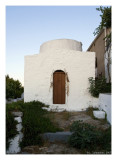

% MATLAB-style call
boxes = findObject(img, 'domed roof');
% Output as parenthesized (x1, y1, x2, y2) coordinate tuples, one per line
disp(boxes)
(40, 39, 82, 52)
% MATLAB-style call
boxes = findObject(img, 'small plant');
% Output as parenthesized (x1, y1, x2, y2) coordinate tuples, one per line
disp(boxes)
(68, 120, 111, 153)
(88, 77, 111, 97)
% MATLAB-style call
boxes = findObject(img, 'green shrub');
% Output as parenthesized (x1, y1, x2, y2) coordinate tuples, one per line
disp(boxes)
(20, 101, 63, 148)
(88, 77, 111, 97)
(69, 121, 100, 150)
(68, 121, 111, 152)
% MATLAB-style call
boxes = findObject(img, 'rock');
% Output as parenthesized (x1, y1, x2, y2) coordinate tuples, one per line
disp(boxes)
(93, 111, 105, 119)
(17, 98, 22, 101)
(12, 99, 17, 102)
(14, 117, 22, 123)
(12, 112, 23, 117)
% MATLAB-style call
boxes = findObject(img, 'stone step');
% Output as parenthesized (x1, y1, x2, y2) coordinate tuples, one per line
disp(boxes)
(41, 131, 72, 143)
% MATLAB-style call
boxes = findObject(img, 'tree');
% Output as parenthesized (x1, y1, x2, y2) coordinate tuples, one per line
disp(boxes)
(94, 6, 111, 83)
(6, 75, 24, 99)
(94, 6, 111, 36)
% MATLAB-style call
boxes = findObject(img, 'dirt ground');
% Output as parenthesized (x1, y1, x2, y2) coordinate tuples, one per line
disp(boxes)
(21, 110, 110, 154)
(22, 142, 81, 154)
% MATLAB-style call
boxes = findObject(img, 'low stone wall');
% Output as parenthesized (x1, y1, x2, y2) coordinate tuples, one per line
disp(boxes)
(98, 93, 111, 124)
(6, 112, 23, 154)
(6, 93, 24, 104)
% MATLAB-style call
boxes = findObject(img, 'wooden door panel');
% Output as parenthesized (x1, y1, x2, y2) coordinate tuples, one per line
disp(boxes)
(53, 72, 65, 104)
(61, 73, 65, 104)
(57, 73, 61, 103)
(53, 73, 58, 104)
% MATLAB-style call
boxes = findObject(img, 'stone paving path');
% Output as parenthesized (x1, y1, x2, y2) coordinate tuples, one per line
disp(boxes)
(48, 111, 110, 131)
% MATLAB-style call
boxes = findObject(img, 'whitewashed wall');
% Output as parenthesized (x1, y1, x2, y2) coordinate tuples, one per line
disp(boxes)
(99, 93, 111, 124)
(24, 39, 98, 111)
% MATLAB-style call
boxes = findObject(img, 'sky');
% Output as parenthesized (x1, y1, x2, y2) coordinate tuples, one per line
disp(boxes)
(6, 6, 107, 86)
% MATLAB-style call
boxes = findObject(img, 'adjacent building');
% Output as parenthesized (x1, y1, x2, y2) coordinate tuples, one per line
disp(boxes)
(87, 28, 111, 82)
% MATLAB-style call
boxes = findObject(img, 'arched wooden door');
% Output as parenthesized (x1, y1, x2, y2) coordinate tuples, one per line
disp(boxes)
(53, 70, 65, 104)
